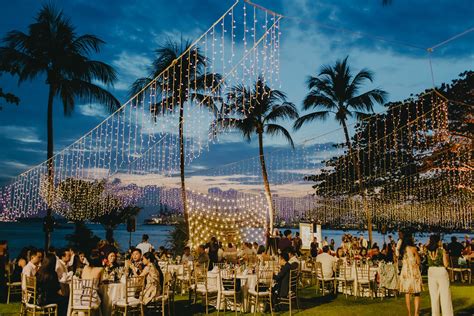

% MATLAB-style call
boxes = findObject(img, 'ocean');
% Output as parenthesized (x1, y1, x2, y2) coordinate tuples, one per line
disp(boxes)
(0, 222, 469, 258)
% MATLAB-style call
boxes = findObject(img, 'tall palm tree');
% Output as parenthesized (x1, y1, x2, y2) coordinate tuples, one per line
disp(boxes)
(215, 77, 299, 231)
(294, 56, 387, 150)
(0, 4, 120, 249)
(130, 39, 222, 237)
(294, 56, 387, 246)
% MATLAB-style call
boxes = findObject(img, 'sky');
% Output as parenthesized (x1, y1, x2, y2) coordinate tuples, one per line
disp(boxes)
(0, 0, 473, 187)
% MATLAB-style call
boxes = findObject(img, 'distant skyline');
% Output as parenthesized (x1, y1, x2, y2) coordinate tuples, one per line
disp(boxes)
(0, 0, 473, 186)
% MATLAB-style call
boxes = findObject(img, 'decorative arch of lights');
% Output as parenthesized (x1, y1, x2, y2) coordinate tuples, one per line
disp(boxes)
(0, 1, 472, 237)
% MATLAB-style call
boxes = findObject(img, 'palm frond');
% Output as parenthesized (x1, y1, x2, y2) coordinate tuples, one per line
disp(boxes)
(293, 111, 330, 130)
(303, 90, 337, 111)
(265, 123, 295, 148)
(265, 102, 299, 123)
(347, 89, 388, 111)
(71, 34, 105, 55)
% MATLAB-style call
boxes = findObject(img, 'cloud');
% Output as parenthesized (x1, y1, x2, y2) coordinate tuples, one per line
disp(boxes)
(111, 51, 152, 91)
(0, 126, 42, 144)
(1, 160, 31, 170)
(77, 103, 110, 118)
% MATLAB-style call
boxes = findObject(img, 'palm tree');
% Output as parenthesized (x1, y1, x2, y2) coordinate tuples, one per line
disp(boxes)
(294, 56, 387, 150)
(215, 77, 299, 231)
(294, 56, 387, 245)
(0, 4, 120, 249)
(130, 39, 222, 237)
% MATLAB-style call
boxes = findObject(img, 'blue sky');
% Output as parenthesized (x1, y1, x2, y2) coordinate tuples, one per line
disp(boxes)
(0, 0, 473, 186)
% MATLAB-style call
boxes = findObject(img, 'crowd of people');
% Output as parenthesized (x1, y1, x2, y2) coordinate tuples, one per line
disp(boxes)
(1, 230, 472, 315)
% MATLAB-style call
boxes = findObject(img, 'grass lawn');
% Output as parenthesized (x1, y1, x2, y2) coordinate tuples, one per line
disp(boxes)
(1, 282, 472, 315)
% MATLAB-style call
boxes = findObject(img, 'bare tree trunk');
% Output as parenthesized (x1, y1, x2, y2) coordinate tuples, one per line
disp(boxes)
(258, 130, 275, 232)
(179, 102, 189, 238)
(45, 85, 55, 251)
(341, 119, 352, 151)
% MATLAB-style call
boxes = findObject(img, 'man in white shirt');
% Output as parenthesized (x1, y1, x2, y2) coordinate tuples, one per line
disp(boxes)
(181, 246, 194, 264)
(22, 248, 43, 289)
(55, 248, 71, 282)
(316, 246, 337, 279)
(136, 234, 154, 254)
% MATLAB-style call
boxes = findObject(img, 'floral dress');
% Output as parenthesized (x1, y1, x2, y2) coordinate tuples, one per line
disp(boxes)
(399, 247, 423, 293)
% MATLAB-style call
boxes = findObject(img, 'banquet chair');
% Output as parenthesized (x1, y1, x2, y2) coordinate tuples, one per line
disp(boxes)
(300, 259, 314, 287)
(334, 261, 355, 298)
(447, 257, 471, 283)
(147, 272, 171, 316)
(277, 268, 300, 316)
(70, 278, 100, 316)
(177, 263, 192, 294)
(355, 264, 373, 298)
(23, 275, 58, 316)
(218, 267, 242, 315)
(190, 263, 218, 315)
(213, 262, 228, 271)
(248, 267, 273, 316)
(6, 262, 22, 303)
(315, 262, 335, 295)
(112, 275, 145, 316)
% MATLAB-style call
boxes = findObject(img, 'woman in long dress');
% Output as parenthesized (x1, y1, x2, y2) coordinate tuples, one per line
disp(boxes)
(130, 252, 164, 305)
(427, 234, 453, 316)
(398, 230, 422, 316)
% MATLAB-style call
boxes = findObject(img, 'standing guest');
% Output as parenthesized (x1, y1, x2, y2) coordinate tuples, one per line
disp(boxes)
(310, 238, 319, 258)
(252, 242, 259, 255)
(395, 230, 404, 258)
(206, 237, 219, 267)
(128, 248, 144, 276)
(399, 230, 422, 316)
(278, 230, 292, 253)
(427, 234, 453, 316)
(292, 232, 303, 256)
(136, 234, 154, 254)
(329, 239, 336, 252)
(55, 249, 71, 282)
(36, 253, 68, 316)
(196, 245, 210, 270)
(447, 237, 464, 267)
(359, 234, 368, 249)
(316, 246, 337, 279)
(322, 236, 329, 247)
(181, 246, 194, 264)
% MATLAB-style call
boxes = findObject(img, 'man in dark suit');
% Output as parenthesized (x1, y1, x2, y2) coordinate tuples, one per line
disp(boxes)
(278, 230, 292, 253)
(272, 252, 292, 309)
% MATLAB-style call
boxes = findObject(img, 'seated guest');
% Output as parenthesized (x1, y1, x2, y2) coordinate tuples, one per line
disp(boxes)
(252, 242, 259, 255)
(55, 248, 71, 282)
(272, 252, 293, 308)
(22, 248, 43, 288)
(310, 238, 319, 258)
(70, 251, 88, 276)
(181, 246, 194, 264)
(336, 247, 346, 259)
(224, 243, 238, 263)
(316, 246, 337, 279)
(447, 236, 464, 267)
(131, 252, 164, 306)
(156, 246, 168, 260)
(257, 245, 271, 262)
(196, 245, 210, 270)
(360, 247, 369, 258)
(36, 253, 68, 316)
(82, 251, 104, 282)
(206, 237, 219, 267)
(12, 247, 29, 282)
(136, 234, 154, 255)
(128, 248, 145, 276)
(278, 230, 292, 253)
(288, 247, 299, 269)
(103, 251, 120, 282)
(218, 242, 224, 262)
(241, 242, 254, 261)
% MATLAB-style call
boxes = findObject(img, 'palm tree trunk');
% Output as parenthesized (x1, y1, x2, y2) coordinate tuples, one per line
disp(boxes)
(45, 84, 55, 251)
(341, 119, 352, 151)
(179, 102, 189, 238)
(258, 130, 275, 232)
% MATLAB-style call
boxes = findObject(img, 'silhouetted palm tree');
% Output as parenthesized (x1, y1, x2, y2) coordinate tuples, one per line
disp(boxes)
(215, 77, 298, 231)
(0, 4, 120, 249)
(130, 39, 222, 236)
(294, 56, 387, 150)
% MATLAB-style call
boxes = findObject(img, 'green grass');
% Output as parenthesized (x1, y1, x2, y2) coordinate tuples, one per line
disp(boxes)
(2, 282, 473, 315)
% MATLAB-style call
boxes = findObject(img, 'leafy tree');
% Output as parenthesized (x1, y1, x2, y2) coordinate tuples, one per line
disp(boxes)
(65, 221, 100, 256)
(130, 38, 222, 236)
(0, 4, 120, 249)
(215, 77, 298, 231)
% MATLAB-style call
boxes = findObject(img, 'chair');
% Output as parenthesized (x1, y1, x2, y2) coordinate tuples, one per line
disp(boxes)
(177, 263, 192, 294)
(277, 268, 300, 316)
(70, 278, 100, 316)
(112, 275, 145, 316)
(190, 263, 218, 315)
(447, 257, 471, 283)
(355, 264, 373, 298)
(6, 262, 22, 304)
(23, 275, 58, 316)
(300, 259, 314, 287)
(248, 267, 273, 316)
(218, 267, 242, 315)
(315, 261, 335, 295)
(334, 261, 355, 298)
(147, 272, 171, 316)
(213, 262, 228, 271)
